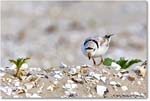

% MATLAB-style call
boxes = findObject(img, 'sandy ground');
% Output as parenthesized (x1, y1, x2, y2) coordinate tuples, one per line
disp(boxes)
(0, 62, 147, 98)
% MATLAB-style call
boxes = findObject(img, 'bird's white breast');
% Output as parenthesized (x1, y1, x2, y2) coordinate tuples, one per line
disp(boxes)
(93, 46, 109, 57)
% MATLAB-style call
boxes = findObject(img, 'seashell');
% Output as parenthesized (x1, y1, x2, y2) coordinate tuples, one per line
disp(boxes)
(96, 85, 108, 97)
(121, 86, 128, 91)
(111, 62, 121, 70)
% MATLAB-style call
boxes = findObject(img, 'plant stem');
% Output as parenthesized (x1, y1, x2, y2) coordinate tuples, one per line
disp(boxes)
(15, 68, 20, 77)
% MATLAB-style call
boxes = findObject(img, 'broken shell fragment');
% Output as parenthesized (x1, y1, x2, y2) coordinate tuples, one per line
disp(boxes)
(60, 62, 67, 68)
(96, 85, 108, 97)
(100, 76, 107, 83)
(69, 68, 77, 75)
(24, 83, 34, 90)
(30, 94, 41, 98)
(111, 62, 121, 70)
(121, 86, 128, 91)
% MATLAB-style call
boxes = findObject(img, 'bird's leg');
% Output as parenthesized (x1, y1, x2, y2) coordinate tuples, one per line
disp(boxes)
(97, 56, 103, 66)
(92, 58, 96, 66)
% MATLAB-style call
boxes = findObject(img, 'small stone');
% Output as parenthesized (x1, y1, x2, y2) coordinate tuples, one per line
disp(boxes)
(96, 85, 108, 97)
(121, 86, 128, 91)
(80, 67, 89, 75)
(128, 76, 135, 81)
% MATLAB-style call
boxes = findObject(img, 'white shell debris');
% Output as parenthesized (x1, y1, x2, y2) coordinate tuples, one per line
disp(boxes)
(60, 62, 67, 68)
(133, 92, 140, 96)
(96, 85, 108, 97)
(89, 72, 101, 80)
(110, 81, 121, 87)
(137, 81, 141, 85)
(63, 80, 77, 91)
(47, 85, 55, 91)
(111, 62, 121, 70)
(14, 81, 20, 87)
(121, 86, 128, 91)
(53, 71, 63, 79)
(69, 68, 77, 75)
(24, 83, 34, 90)
(30, 94, 41, 98)
(100, 76, 107, 83)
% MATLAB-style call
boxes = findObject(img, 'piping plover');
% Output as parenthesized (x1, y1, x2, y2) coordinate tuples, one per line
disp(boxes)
(81, 34, 113, 66)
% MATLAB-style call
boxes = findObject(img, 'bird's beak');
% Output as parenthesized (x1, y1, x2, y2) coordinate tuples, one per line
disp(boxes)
(88, 53, 91, 60)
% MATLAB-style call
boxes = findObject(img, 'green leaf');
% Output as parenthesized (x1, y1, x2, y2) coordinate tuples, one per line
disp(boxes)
(103, 57, 141, 69)
(103, 58, 114, 66)
(125, 59, 141, 68)
(9, 59, 17, 65)
(116, 57, 128, 69)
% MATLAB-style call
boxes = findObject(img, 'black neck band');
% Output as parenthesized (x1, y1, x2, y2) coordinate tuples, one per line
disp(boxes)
(84, 39, 99, 48)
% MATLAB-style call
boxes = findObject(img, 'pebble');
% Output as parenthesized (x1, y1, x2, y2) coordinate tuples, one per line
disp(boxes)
(96, 85, 108, 97)
(121, 86, 128, 91)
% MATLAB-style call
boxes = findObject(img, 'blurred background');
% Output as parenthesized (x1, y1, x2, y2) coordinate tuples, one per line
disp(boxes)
(1, 1, 147, 68)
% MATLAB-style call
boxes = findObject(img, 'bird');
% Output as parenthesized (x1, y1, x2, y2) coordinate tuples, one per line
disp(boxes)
(81, 34, 114, 66)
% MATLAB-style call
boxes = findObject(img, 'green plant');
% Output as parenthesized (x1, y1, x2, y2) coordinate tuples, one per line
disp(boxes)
(9, 57, 30, 77)
(103, 57, 141, 69)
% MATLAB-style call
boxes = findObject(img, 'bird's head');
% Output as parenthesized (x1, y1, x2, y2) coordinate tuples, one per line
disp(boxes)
(104, 34, 114, 42)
